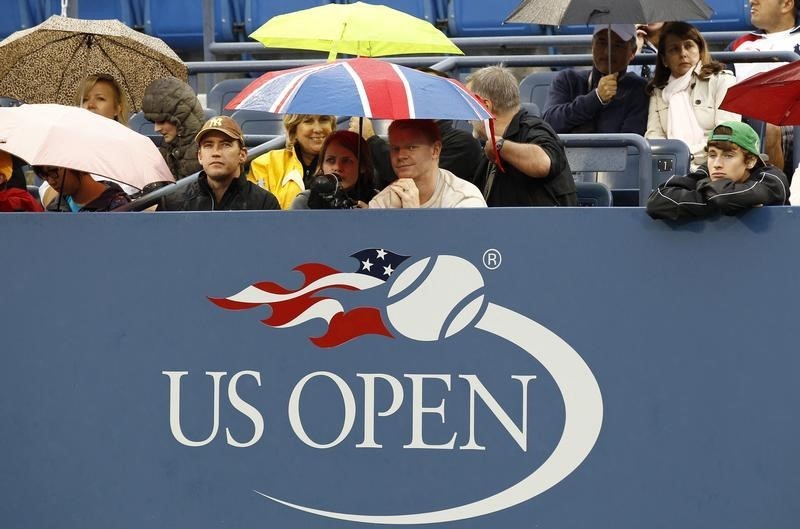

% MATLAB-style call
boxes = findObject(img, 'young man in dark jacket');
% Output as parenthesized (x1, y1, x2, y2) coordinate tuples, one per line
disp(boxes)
(163, 116, 280, 211)
(647, 121, 789, 220)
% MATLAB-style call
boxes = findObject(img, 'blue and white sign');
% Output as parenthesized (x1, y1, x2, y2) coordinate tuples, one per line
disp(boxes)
(2, 208, 798, 529)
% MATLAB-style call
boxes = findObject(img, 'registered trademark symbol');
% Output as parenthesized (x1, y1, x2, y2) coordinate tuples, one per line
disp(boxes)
(482, 249, 502, 270)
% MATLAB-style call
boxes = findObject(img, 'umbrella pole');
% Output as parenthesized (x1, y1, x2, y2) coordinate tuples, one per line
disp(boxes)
(357, 117, 363, 185)
(607, 24, 611, 77)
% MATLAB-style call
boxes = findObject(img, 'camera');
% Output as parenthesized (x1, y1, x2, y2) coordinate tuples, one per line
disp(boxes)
(307, 173, 357, 209)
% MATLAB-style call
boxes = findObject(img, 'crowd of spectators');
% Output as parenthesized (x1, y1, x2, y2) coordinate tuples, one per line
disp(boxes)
(2, 1, 797, 217)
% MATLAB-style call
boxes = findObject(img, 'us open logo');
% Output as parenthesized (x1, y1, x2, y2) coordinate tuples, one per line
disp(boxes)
(167, 250, 603, 524)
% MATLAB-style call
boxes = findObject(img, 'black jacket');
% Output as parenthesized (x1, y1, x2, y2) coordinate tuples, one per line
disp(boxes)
(163, 172, 280, 211)
(646, 163, 789, 221)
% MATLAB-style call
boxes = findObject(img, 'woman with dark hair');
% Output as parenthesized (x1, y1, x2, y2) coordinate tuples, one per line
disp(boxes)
(290, 130, 377, 209)
(645, 21, 740, 168)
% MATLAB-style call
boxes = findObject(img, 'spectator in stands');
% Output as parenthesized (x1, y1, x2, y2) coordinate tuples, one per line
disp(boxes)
(646, 22, 739, 169)
(0, 151, 42, 212)
(467, 65, 576, 207)
(162, 116, 279, 211)
(34, 164, 130, 212)
(142, 76, 204, 180)
(352, 67, 483, 188)
(729, 0, 800, 173)
(291, 130, 377, 209)
(368, 120, 486, 208)
(646, 121, 788, 220)
(543, 24, 649, 135)
(630, 22, 664, 79)
(248, 114, 336, 209)
(76, 74, 129, 126)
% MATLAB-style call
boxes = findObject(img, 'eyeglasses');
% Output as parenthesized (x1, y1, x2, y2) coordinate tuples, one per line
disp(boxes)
(33, 166, 63, 181)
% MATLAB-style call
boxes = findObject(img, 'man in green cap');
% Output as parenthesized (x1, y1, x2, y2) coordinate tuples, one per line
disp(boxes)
(647, 121, 789, 220)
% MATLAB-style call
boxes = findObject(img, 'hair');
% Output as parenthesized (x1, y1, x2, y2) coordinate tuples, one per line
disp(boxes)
(388, 119, 442, 145)
(315, 130, 376, 199)
(465, 64, 520, 114)
(75, 74, 129, 126)
(646, 21, 724, 95)
(282, 114, 336, 150)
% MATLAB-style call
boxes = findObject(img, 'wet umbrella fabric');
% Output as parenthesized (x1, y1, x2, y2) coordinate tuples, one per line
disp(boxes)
(0, 15, 187, 112)
(719, 60, 800, 126)
(225, 57, 492, 121)
(0, 104, 174, 191)
(250, 1, 462, 61)
(504, 0, 712, 25)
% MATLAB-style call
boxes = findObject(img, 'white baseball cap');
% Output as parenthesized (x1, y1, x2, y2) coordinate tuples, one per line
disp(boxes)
(593, 24, 636, 43)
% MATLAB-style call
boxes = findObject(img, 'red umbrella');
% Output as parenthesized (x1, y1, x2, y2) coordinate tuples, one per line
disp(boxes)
(719, 60, 800, 126)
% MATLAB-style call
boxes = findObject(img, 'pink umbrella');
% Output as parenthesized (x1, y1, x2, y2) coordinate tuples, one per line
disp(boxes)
(0, 104, 173, 191)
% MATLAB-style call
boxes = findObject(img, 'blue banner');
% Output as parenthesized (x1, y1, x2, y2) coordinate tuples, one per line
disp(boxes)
(1, 208, 798, 528)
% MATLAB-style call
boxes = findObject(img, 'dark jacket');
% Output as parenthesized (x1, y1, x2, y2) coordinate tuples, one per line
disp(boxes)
(472, 108, 577, 207)
(646, 163, 790, 221)
(542, 68, 649, 135)
(47, 181, 130, 212)
(367, 119, 483, 189)
(142, 76, 204, 180)
(163, 172, 281, 211)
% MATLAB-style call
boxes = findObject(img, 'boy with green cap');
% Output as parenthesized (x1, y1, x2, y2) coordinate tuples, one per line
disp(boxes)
(647, 121, 789, 220)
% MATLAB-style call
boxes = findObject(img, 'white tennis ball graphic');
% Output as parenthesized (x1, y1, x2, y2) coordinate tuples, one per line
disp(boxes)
(386, 255, 485, 341)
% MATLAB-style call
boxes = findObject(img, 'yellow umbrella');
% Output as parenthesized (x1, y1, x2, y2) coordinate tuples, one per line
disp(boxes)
(249, 1, 462, 62)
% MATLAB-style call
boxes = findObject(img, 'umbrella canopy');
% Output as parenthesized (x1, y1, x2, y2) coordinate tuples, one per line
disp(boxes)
(0, 15, 187, 112)
(226, 57, 492, 121)
(719, 61, 800, 126)
(504, 0, 713, 25)
(0, 104, 174, 191)
(250, 1, 462, 61)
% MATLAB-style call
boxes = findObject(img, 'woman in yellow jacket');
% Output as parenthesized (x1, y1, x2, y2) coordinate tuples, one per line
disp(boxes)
(248, 114, 336, 209)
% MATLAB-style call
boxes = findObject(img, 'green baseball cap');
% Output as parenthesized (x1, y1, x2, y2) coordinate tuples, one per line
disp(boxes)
(707, 121, 761, 157)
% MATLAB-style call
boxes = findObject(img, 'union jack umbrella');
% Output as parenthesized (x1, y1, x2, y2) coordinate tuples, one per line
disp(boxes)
(225, 57, 492, 121)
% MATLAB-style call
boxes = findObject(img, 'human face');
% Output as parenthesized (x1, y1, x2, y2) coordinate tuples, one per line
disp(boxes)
(662, 34, 701, 77)
(154, 120, 178, 143)
(388, 127, 441, 182)
(592, 29, 635, 74)
(750, 0, 792, 33)
(321, 140, 359, 189)
(197, 131, 246, 181)
(294, 116, 333, 158)
(80, 80, 121, 121)
(707, 145, 753, 183)
(34, 166, 80, 195)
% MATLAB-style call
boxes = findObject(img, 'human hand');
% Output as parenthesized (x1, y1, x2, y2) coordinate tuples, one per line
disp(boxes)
(349, 117, 375, 139)
(596, 73, 619, 104)
(388, 178, 420, 208)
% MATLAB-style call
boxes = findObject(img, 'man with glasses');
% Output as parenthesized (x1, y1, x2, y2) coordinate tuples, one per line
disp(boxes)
(367, 119, 486, 209)
(35, 165, 130, 212)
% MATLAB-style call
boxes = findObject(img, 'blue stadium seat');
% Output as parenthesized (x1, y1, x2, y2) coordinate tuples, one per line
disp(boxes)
(519, 70, 559, 111)
(0, 1, 35, 39)
(575, 182, 613, 207)
(649, 139, 691, 188)
(244, 0, 333, 37)
(34, 1, 140, 27)
(143, 0, 243, 50)
(128, 111, 162, 146)
(366, 0, 437, 24)
(206, 78, 253, 115)
(448, 0, 545, 37)
(231, 109, 284, 140)
(561, 133, 653, 207)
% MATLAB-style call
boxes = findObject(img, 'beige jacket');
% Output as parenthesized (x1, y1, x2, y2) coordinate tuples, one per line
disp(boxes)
(646, 64, 740, 167)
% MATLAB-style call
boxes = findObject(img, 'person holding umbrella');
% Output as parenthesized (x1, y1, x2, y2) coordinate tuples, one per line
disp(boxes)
(645, 22, 740, 168)
(75, 74, 130, 126)
(35, 164, 130, 212)
(248, 114, 336, 209)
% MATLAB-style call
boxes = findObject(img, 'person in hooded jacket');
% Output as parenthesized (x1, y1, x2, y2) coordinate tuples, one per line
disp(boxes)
(141, 76, 204, 180)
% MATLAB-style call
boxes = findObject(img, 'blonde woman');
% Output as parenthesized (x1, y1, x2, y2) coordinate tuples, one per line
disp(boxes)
(76, 74, 130, 126)
(248, 114, 335, 209)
